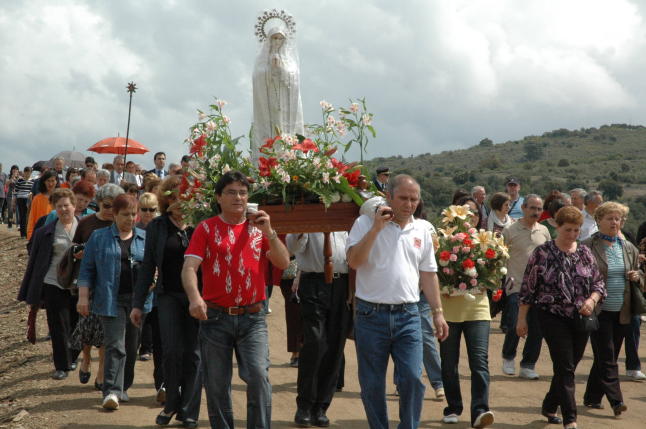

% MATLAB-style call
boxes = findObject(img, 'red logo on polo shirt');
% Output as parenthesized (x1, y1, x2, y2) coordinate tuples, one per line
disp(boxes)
(413, 237, 422, 248)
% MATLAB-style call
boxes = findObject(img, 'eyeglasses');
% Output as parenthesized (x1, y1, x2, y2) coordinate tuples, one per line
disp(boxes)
(177, 230, 189, 248)
(223, 190, 249, 197)
(102, 203, 113, 209)
(140, 207, 157, 213)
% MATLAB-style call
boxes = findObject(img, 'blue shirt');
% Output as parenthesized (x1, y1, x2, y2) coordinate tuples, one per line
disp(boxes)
(601, 241, 625, 312)
(78, 224, 152, 316)
(508, 196, 524, 220)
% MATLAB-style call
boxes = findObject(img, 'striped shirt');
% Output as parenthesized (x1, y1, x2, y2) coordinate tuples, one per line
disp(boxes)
(14, 178, 34, 199)
(602, 241, 625, 312)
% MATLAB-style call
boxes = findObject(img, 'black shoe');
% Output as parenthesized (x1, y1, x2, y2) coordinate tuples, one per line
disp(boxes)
(541, 411, 563, 424)
(290, 357, 299, 368)
(94, 380, 103, 391)
(294, 408, 313, 427)
(313, 409, 330, 427)
(612, 402, 627, 416)
(156, 410, 176, 425)
(52, 370, 68, 380)
(79, 369, 91, 384)
(182, 418, 198, 428)
(584, 402, 604, 409)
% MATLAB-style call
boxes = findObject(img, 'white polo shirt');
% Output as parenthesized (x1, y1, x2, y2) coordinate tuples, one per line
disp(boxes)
(347, 215, 437, 304)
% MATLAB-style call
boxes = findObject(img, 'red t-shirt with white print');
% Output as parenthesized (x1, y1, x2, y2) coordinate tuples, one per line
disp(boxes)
(185, 216, 270, 307)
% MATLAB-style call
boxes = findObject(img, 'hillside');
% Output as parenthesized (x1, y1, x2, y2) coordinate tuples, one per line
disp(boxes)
(364, 124, 646, 235)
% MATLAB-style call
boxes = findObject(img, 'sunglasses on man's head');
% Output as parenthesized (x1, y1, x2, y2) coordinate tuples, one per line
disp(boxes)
(140, 207, 157, 213)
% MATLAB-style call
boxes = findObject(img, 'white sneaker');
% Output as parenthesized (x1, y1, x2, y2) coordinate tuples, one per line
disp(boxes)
(435, 387, 445, 399)
(502, 359, 515, 375)
(626, 369, 646, 381)
(442, 413, 459, 424)
(102, 393, 119, 410)
(519, 367, 540, 380)
(473, 411, 494, 428)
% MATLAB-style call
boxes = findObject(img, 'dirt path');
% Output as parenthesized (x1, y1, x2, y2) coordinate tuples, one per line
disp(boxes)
(0, 225, 644, 428)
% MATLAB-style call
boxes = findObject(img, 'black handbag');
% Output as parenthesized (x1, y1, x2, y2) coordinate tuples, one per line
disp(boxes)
(574, 312, 599, 333)
(630, 281, 646, 315)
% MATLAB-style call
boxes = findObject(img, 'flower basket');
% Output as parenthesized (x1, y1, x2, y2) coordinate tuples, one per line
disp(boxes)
(436, 205, 509, 301)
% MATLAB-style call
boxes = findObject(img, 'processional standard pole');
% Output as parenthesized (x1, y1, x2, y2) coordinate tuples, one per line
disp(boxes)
(123, 81, 138, 164)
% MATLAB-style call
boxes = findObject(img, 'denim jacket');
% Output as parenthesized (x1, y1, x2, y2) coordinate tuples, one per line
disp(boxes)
(78, 224, 152, 316)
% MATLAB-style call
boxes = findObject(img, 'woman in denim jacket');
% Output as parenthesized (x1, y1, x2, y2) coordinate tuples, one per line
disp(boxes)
(77, 194, 152, 410)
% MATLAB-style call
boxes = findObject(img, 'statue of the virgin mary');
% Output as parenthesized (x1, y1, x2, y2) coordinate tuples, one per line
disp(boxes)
(251, 10, 304, 162)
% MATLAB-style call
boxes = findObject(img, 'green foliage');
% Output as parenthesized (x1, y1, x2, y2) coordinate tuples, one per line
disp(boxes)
(558, 159, 570, 167)
(598, 179, 624, 200)
(524, 141, 545, 161)
(479, 138, 493, 147)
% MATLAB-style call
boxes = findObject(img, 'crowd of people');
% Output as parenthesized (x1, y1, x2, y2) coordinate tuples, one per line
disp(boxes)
(2, 156, 644, 429)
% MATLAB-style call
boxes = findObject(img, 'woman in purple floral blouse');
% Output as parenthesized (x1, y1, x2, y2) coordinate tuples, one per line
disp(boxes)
(517, 206, 605, 429)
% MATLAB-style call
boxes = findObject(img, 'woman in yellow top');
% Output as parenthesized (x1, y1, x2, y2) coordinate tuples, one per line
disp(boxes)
(27, 170, 57, 240)
(439, 205, 495, 428)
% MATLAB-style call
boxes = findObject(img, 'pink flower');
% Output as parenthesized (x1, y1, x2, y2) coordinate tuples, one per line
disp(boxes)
(462, 247, 471, 253)
(464, 222, 471, 228)
(458, 282, 467, 290)
(449, 254, 458, 262)
(468, 228, 477, 234)
(455, 233, 467, 242)
(349, 102, 360, 113)
(470, 278, 478, 286)
(442, 267, 451, 274)
(452, 246, 461, 253)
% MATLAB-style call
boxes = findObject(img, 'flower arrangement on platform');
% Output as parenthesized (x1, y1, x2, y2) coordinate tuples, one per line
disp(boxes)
(436, 205, 509, 300)
(179, 98, 375, 225)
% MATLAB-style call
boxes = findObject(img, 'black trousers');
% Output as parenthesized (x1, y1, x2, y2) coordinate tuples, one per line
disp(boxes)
(139, 308, 154, 355)
(538, 309, 588, 425)
(16, 198, 28, 237)
(584, 310, 626, 407)
(141, 306, 164, 390)
(296, 273, 351, 412)
(279, 278, 303, 353)
(157, 293, 202, 420)
(43, 284, 78, 371)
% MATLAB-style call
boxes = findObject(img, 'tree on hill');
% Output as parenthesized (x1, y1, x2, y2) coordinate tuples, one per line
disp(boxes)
(598, 179, 624, 200)
(479, 138, 493, 147)
(524, 141, 544, 161)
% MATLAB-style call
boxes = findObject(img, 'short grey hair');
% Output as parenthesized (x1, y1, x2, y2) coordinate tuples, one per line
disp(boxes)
(96, 169, 110, 179)
(569, 188, 587, 198)
(387, 174, 420, 196)
(54, 156, 65, 163)
(113, 155, 125, 163)
(584, 190, 602, 205)
(471, 185, 485, 195)
(522, 194, 542, 207)
(96, 183, 124, 202)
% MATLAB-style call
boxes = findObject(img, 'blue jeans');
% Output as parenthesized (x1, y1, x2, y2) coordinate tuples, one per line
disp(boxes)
(625, 314, 641, 371)
(100, 294, 141, 399)
(440, 320, 490, 426)
(354, 298, 425, 429)
(199, 306, 271, 429)
(501, 292, 542, 368)
(417, 293, 443, 389)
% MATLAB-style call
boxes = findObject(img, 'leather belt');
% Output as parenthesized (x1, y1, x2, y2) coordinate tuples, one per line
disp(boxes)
(205, 301, 264, 315)
(301, 272, 348, 280)
(356, 297, 412, 312)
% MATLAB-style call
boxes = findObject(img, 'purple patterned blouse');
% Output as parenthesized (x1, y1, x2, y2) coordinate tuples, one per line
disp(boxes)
(520, 241, 606, 319)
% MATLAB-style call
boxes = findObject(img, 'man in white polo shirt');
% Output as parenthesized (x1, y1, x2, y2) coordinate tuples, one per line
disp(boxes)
(347, 174, 448, 429)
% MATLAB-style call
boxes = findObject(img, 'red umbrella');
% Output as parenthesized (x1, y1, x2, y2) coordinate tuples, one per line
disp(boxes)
(87, 137, 149, 155)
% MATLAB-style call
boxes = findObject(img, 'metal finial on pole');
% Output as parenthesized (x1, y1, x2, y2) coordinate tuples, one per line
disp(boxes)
(123, 81, 137, 164)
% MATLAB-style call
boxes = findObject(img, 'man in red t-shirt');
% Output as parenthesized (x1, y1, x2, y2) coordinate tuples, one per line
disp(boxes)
(182, 171, 289, 429)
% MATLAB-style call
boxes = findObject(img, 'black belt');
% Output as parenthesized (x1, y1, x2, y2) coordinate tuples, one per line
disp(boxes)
(205, 301, 264, 315)
(301, 272, 348, 280)
(356, 297, 413, 312)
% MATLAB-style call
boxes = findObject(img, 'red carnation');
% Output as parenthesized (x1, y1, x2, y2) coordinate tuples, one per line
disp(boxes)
(293, 138, 319, 153)
(462, 238, 473, 247)
(330, 158, 348, 174)
(462, 258, 475, 269)
(343, 169, 361, 187)
(492, 289, 503, 302)
(485, 248, 496, 259)
(439, 251, 451, 261)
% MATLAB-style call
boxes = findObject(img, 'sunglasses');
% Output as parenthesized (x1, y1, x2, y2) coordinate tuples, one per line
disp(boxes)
(140, 207, 157, 213)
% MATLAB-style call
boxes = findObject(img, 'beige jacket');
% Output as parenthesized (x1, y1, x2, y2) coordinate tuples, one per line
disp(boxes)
(582, 233, 644, 324)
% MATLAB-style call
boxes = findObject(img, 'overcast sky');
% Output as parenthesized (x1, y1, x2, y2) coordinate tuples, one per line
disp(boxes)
(2, 0, 646, 170)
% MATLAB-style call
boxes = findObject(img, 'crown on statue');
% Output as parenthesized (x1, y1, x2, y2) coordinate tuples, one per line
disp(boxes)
(254, 9, 296, 42)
